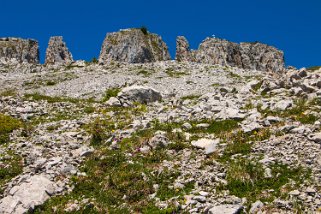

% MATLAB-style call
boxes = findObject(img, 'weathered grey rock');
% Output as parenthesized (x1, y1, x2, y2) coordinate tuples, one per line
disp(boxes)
(176, 37, 284, 72)
(309, 132, 321, 143)
(191, 138, 219, 154)
(148, 131, 169, 149)
(99, 28, 170, 64)
(0, 37, 39, 64)
(250, 200, 264, 214)
(117, 85, 162, 105)
(208, 204, 243, 214)
(176, 36, 192, 62)
(0, 175, 57, 214)
(45, 36, 73, 65)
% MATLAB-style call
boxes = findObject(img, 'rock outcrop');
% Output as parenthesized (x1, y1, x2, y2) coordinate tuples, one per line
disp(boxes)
(175, 36, 192, 62)
(99, 28, 171, 64)
(176, 37, 284, 72)
(45, 36, 73, 65)
(0, 37, 39, 64)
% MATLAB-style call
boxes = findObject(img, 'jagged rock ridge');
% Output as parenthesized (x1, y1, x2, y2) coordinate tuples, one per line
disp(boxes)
(99, 28, 171, 64)
(176, 36, 285, 72)
(0, 37, 39, 64)
(45, 36, 73, 65)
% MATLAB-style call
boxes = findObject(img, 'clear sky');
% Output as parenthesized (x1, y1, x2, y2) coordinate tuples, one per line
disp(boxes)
(1, 0, 320, 68)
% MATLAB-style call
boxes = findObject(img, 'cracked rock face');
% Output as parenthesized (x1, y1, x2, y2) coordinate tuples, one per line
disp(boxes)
(99, 28, 171, 64)
(176, 37, 284, 72)
(0, 37, 39, 64)
(45, 36, 73, 65)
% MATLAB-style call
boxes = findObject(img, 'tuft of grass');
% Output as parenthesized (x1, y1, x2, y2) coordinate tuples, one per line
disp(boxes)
(140, 26, 148, 35)
(165, 68, 187, 78)
(218, 129, 271, 162)
(86, 118, 115, 146)
(190, 119, 240, 135)
(297, 114, 318, 124)
(0, 89, 17, 97)
(45, 80, 56, 86)
(24, 93, 90, 104)
(137, 69, 153, 77)
(222, 159, 311, 208)
(306, 66, 321, 71)
(0, 114, 22, 144)
(0, 152, 23, 194)
(102, 88, 121, 102)
(181, 95, 201, 101)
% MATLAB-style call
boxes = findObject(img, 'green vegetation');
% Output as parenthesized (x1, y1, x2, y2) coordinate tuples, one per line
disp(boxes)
(0, 89, 17, 97)
(258, 98, 319, 124)
(34, 138, 186, 213)
(306, 66, 321, 71)
(165, 68, 187, 78)
(181, 95, 201, 101)
(137, 69, 153, 77)
(0, 152, 23, 194)
(140, 26, 148, 35)
(24, 93, 92, 104)
(101, 88, 121, 102)
(0, 114, 22, 144)
(222, 159, 311, 207)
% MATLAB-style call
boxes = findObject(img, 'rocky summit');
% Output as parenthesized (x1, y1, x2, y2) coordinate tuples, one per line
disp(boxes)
(99, 28, 171, 64)
(0, 29, 320, 214)
(176, 36, 285, 72)
(0, 38, 39, 64)
(45, 36, 73, 65)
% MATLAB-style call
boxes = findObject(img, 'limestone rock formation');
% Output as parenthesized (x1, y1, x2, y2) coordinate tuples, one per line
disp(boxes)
(45, 36, 73, 65)
(176, 37, 284, 72)
(99, 28, 171, 64)
(0, 37, 39, 64)
(176, 36, 192, 62)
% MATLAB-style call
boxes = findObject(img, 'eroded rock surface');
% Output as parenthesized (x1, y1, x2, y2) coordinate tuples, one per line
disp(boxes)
(0, 37, 39, 64)
(45, 36, 73, 65)
(99, 28, 170, 64)
(176, 36, 284, 72)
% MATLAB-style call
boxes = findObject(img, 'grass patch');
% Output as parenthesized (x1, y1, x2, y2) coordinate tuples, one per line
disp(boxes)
(0, 114, 22, 144)
(297, 114, 318, 124)
(165, 68, 187, 78)
(34, 144, 184, 213)
(222, 158, 311, 208)
(306, 66, 321, 71)
(137, 69, 153, 77)
(0, 89, 17, 97)
(181, 95, 201, 101)
(102, 88, 121, 102)
(190, 119, 240, 135)
(24, 93, 89, 104)
(0, 152, 23, 194)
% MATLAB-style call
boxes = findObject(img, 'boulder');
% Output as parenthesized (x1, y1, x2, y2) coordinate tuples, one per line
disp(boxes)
(0, 175, 57, 214)
(99, 28, 171, 64)
(175, 37, 284, 72)
(117, 85, 162, 105)
(191, 138, 219, 155)
(0, 37, 39, 64)
(45, 36, 73, 65)
(208, 204, 243, 214)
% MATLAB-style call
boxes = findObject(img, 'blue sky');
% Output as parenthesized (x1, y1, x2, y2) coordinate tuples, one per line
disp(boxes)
(1, 0, 320, 68)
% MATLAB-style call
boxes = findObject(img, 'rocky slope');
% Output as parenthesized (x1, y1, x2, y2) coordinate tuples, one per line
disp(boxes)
(45, 36, 73, 65)
(99, 28, 171, 64)
(0, 59, 320, 213)
(0, 38, 39, 64)
(176, 36, 284, 72)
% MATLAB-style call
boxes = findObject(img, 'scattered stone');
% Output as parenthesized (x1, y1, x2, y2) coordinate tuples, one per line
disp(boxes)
(117, 85, 162, 105)
(191, 138, 219, 155)
(208, 204, 243, 214)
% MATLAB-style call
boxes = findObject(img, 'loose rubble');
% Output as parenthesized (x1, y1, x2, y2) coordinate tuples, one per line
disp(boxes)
(0, 47, 320, 213)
